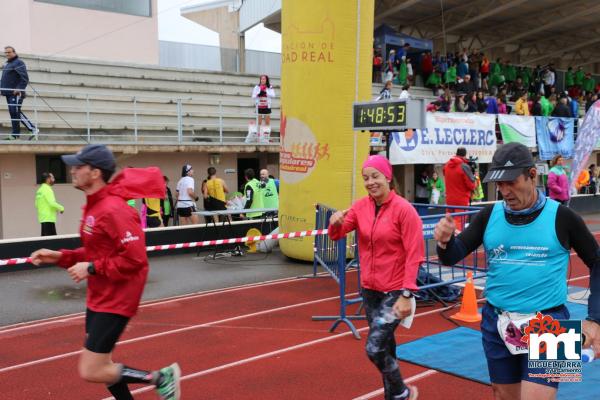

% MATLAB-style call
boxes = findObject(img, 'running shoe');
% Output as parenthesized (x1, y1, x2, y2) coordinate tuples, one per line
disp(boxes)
(155, 362, 181, 400)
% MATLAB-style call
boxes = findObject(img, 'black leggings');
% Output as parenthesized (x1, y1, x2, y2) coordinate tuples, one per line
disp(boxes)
(362, 289, 408, 400)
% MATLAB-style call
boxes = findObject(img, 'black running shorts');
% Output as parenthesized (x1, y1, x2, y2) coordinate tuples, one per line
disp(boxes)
(85, 309, 129, 353)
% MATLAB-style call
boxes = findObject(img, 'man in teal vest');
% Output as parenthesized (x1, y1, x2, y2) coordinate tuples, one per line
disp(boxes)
(434, 142, 600, 399)
(243, 168, 264, 219)
(259, 168, 279, 212)
(35, 172, 64, 236)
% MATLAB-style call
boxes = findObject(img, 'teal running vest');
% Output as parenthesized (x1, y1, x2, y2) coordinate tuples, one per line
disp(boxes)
(483, 199, 569, 313)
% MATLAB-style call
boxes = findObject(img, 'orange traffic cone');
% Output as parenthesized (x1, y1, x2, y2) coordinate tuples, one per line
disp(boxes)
(450, 271, 481, 323)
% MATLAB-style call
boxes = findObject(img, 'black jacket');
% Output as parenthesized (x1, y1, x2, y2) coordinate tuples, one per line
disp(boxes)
(552, 103, 572, 118)
(1, 56, 29, 96)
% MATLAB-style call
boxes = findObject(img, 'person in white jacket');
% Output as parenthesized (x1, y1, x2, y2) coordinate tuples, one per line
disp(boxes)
(252, 75, 276, 127)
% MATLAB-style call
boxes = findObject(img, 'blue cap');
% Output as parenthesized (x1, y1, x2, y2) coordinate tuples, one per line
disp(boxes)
(61, 144, 116, 172)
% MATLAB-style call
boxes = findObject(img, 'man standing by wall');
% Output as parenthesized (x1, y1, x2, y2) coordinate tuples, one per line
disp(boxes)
(259, 168, 279, 212)
(35, 172, 64, 236)
(1, 46, 37, 140)
(443, 147, 476, 229)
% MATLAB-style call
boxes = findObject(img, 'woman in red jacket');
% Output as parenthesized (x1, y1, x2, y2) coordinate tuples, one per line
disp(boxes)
(329, 155, 423, 400)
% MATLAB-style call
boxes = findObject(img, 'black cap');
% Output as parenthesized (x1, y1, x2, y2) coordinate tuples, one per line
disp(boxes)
(61, 144, 116, 172)
(482, 142, 534, 183)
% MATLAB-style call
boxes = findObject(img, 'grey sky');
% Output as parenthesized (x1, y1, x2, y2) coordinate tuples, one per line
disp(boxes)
(157, 0, 281, 52)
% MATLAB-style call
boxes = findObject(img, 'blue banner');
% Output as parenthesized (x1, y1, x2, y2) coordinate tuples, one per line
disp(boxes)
(535, 117, 574, 160)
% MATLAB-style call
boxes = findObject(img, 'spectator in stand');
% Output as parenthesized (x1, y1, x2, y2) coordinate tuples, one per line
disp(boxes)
(469, 49, 481, 89)
(439, 89, 452, 112)
(406, 58, 414, 85)
(1, 45, 38, 140)
(443, 147, 476, 229)
(583, 73, 596, 95)
(35, 172, 64, 236)
(399, 84, 410, 100)
(444, 61, 457, 90)
(457, 58, 469, 80)
(425, 69, 442, 96)
(421, 51, 433, 84)
(547, 155, 570, 205)
(586, 92, 598, 112)
(575, 66, 585, 90)
(488, 58, 505, 90)
(373, 46, 383, 83)
(569, 93, 580, 118)
(376, 80, 393, 101)
(485, 87, 499, 114)
(476, 90, 487, 113)
(456, 74, 476, 95)
(427, 171, 445, 205)
(538, 93, 553, 116)
(515, 91, 530, 116)
(397, 43, 410, 60)
(531, 94, 543, 116)
(503, 60, 517, 93)
(252, 75, 275, 127)
(426, 100, 441, 113)
(510, 78, 526, 101)
(565, 67, 575, 90)
(543, 65, 556, 98)
(396, 57, 408, 86)
(552, 94, 573, 118)
(480, 55, 490, 91)
(455, 92, 467, 112)
(497, 95, 508, 114)
(385, 49, 396, 82)
(466, 92, 478, 113)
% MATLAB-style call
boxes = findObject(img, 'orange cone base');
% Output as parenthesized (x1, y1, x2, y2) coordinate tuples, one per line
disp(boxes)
(450, 310, 482, 323)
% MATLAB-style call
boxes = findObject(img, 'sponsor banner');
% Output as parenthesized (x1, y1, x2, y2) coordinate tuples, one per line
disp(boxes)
(570, 101, 600, 187)
(389, 112, 497, 165)
(535, 117, 575, 160)
(498, 114, 536, 148)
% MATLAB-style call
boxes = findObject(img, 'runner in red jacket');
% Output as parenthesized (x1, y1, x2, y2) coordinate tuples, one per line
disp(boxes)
(329, 155, 422, 400)
(443, 147, 476, 229)
(30, 144, 180, 400)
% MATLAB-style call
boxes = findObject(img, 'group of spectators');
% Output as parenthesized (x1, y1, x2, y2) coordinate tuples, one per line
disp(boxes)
(373, 45, 599, 121)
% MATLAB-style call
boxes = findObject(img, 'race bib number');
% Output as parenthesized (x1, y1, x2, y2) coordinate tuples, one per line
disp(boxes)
(497, 312, 536, 355)
(258, 97, 269, 108)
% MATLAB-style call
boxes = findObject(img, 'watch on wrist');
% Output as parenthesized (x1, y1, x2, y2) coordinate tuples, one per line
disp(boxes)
(87, 262, 96, 275)
(400, 289, 413, 298)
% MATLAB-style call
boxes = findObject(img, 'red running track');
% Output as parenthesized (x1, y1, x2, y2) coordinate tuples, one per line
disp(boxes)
(0, 249, 593, 399)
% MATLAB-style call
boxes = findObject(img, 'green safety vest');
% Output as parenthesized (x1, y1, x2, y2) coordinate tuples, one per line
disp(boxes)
(245, 179, 264, 218)
(35, 183, 64, 223)
(261, 179, 279, 209)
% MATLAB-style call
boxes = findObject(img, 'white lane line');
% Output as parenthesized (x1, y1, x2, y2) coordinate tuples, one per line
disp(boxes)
(106, 303, 467, 399)
(0, 272, 331, 335)
(351, 369, 439, 400)
(0, 293, 349, 374)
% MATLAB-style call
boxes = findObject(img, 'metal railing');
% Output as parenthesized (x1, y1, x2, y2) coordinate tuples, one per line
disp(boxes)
(0, 87, 280, 145)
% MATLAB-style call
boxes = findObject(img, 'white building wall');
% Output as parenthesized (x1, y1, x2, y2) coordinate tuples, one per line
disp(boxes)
(239, 0, 281, 32)
(0, 0, 159, 65)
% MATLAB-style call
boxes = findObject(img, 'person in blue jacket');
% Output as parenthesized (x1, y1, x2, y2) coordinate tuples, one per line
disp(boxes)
(1, 46, 37, 140)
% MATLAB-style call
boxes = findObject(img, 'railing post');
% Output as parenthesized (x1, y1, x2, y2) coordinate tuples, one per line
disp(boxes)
(133, 96, 138, 143)
(219, 101, 223, 143)
(33, 91, 39, 139)
(86, 94, 91, 142)
(177, 98, 183, 144)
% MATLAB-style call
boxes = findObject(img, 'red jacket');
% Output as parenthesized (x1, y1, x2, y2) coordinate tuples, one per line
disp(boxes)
(328, 191, 424, 292)
(58, 168, 164, 317)
(443, 156, 476, 206)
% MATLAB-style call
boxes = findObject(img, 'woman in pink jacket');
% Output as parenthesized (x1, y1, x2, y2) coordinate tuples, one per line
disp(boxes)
(547, 154, 570, 205)
(329, 155, 423, 400)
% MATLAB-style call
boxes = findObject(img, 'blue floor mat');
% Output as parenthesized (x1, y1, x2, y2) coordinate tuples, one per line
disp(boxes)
(395, 302, 599, 398)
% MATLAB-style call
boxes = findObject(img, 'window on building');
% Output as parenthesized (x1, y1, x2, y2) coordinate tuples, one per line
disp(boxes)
(35, 0, 151, 17)
(36, 155, 69, 184)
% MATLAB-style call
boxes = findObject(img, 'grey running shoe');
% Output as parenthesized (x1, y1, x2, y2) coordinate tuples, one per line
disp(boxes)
(156, 362, 181, 400)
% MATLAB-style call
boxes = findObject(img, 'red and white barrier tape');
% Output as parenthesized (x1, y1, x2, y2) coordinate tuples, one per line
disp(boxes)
(0, 229, 329, 267)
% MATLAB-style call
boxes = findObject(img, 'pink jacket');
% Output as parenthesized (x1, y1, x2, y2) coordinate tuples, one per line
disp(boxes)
(328, 191, 424, 291)
(547, 167, 570, 202)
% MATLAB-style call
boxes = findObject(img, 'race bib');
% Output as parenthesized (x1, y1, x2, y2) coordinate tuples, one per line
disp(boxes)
(496, 311, 536, 355)
(258, 97, 269, 108)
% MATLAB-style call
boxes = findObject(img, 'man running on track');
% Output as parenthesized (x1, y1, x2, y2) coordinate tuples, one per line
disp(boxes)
(30, 144, 180, 400)
(435, 142, 600, 400)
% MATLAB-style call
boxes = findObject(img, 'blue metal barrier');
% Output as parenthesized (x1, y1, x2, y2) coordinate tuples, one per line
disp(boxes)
(312, 202, 487, 340)
(311, 203, 363, 339)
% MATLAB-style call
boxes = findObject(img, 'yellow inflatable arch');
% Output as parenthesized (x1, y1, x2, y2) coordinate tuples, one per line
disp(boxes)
(279, 0, 374, 260)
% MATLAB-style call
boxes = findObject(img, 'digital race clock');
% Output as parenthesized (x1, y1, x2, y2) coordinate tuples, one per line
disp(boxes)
(352, 100, 407, 130)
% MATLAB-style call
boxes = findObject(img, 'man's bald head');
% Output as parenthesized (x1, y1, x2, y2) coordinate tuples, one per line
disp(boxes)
(260, 169, 269, 181)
